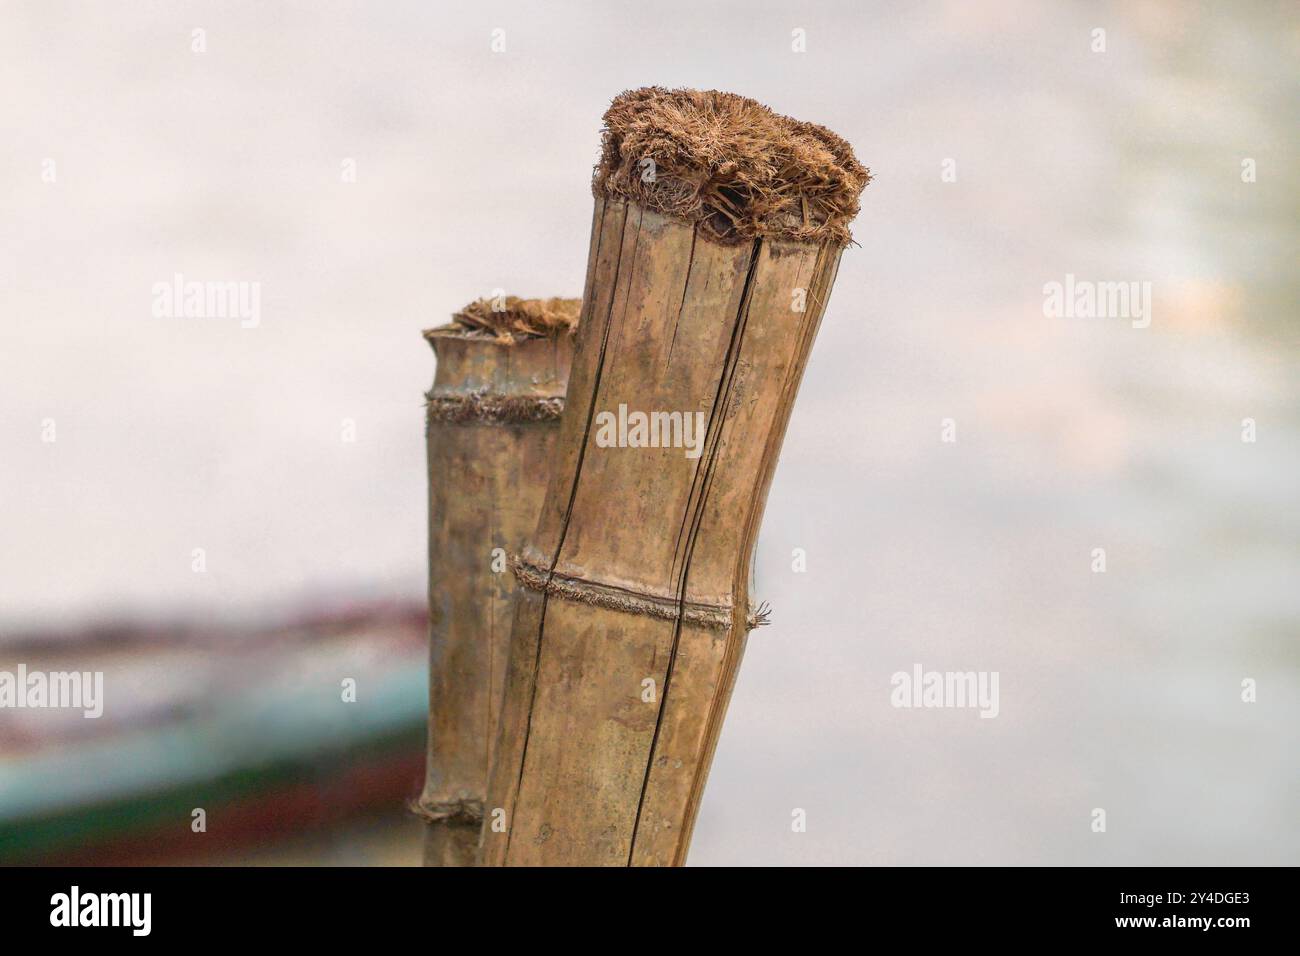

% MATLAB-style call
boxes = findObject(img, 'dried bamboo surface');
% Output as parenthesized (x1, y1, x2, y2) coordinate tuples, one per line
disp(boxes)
(418, 315, 575, 866)
(482, 197, 847, 865)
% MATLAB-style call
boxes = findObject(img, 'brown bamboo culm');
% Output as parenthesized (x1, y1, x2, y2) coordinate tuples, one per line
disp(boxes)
(481, 88, 869, 865)
(417, 296, 578, 866)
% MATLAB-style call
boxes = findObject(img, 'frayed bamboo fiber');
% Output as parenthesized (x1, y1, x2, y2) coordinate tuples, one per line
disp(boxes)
(480, 88, 868, 866)
(417, 301, 576, 866)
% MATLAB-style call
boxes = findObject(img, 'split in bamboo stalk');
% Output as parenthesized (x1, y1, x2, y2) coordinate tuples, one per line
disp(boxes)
(481, 88, 869, 866)
(417, 296, 578, 866)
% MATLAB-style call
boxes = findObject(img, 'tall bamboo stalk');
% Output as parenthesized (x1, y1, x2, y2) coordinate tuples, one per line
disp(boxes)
(481, 88, 869, 865)
(417, 297, 577, 866)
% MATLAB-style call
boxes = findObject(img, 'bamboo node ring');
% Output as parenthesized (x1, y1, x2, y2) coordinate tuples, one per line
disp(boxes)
(510, 554, 770, 631)
(411, 798, 485, 825)
(424, 390, 566, 426)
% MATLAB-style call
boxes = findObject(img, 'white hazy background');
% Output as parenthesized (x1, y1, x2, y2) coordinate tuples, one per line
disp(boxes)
(2, 0, 1296, 864)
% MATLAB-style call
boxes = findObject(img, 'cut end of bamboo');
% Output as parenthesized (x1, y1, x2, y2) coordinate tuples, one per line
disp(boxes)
(424, 296, 581, 345)
(594, 87, 870, 246)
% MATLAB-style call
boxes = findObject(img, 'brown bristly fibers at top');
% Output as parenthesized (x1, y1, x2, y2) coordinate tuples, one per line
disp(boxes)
(594, 86, 870, 246)
(428, 296, 581, 345)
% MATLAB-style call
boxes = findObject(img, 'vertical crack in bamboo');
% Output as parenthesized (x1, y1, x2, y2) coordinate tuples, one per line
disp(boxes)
(629, 235, 762, 860)
(671, 242, 836, 863)
(500, 203, 633, 863)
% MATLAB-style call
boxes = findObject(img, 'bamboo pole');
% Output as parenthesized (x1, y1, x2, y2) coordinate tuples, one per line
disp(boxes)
(481, 88, 869, 866)
(417, 297, 577, 866)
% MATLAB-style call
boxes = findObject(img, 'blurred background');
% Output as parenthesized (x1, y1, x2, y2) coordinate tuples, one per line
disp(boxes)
(1, 0, 1295, 864)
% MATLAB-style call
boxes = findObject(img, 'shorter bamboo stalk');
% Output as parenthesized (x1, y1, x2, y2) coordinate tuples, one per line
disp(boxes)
(417, 297, 577, 866)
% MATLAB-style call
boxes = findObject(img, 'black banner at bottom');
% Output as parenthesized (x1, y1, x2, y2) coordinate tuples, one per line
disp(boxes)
(0, 865, 1283, 943)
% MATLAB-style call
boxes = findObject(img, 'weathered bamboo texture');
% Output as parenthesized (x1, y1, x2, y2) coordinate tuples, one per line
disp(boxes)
(482, 88, 868, 867)
(418, 300, 576, 866)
